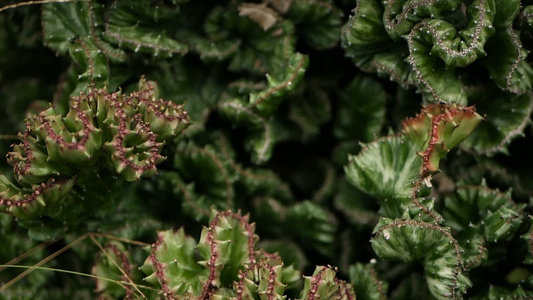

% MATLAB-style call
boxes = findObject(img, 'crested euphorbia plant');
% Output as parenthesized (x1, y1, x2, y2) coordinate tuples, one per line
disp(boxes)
(93, 210, 355, 300)
(2, 0, 533, 299)
(0, 77, 190, 221)
(341, 0, 533, 155)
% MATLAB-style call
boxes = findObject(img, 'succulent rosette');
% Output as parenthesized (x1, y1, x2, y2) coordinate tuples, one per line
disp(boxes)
(342, 0, 533, 154)
(1, 77, 190, 220)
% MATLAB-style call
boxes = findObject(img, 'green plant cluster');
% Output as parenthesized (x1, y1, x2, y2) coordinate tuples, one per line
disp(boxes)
(1, 0, 533, 299)
(93, 210, 355, 299)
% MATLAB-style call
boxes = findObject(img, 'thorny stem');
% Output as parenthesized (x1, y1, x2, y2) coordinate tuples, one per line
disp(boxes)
(199, 211, 256, 299)
(87, 0, 128, 62)
(148, 232, 176, 300)
(248, 54, 306, 110)
(305, 266, 326, 300)
(463, 239, 486, 271)
(368, 265, 386, 300)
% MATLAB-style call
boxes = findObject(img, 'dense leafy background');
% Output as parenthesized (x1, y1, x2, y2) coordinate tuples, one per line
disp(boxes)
(1, 0, 533, 299)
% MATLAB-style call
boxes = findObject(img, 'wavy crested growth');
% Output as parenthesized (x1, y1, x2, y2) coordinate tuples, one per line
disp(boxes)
(92, 210, 355, 299)
(0, 77, 190, 219)
(372, 217, 472, 300)
(345, 103, 492, 299)
(342, 0, 533, 154)
(345, 103, 482, 220)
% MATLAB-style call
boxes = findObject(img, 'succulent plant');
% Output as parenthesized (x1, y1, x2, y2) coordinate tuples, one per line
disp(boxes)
(1, 77, 189, 220)
(2, 1, 533, 299)
(92, 210, 354, 300)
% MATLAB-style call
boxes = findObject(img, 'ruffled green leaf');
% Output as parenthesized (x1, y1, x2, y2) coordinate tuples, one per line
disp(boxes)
(345, 135, 424, 218)
(174, 142, 235, 210)
(341, 0, 533, 105)
(461, 88, 533, 155)
(381, 0, 461, 39)
(42, 1, 123, 91)
(345, 103, 481, 219)
(249, 52, 309, 115)
(206, 6, 296, 75)
(455, 229, 488, 271)
(483, 26, 533, 94)
(286, 201, 337, 257)
(334, 75, 386, 142)
(444, 182, 524, 242)
(349, 262, 388, 300)
(403, 0, 495, 104)
(285, 0, 343, 49)
(406, 0, 495, 67)
(342, 2, 416, 87)
(104, 1, 188, 58)
(219, 47, 307, 164)
(492, 0, 521, 28)
(219, 98, 276, 164)
(341, 0, 390, 71)
(372, 217, 472, 300)
(42, 2, 96, 55)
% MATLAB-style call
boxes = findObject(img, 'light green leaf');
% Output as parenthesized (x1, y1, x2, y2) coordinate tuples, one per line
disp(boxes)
(372, 217, 471, 300)
(349, 262, 388, 300)
(299, 266, 356, 300)
(286, 201, 337, 257)
(345, 135, 423, 218)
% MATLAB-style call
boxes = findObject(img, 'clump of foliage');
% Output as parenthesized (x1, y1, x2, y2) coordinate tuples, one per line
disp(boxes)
(92, 210, 355, 299)
(1, 77, 189, 221)
(1, 0, 533, 299)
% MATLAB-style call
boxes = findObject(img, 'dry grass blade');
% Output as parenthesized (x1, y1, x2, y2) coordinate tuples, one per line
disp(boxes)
(0, 233, 88, 292)
(0, 240, 56, 272)
(0, 0, 82, 13)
